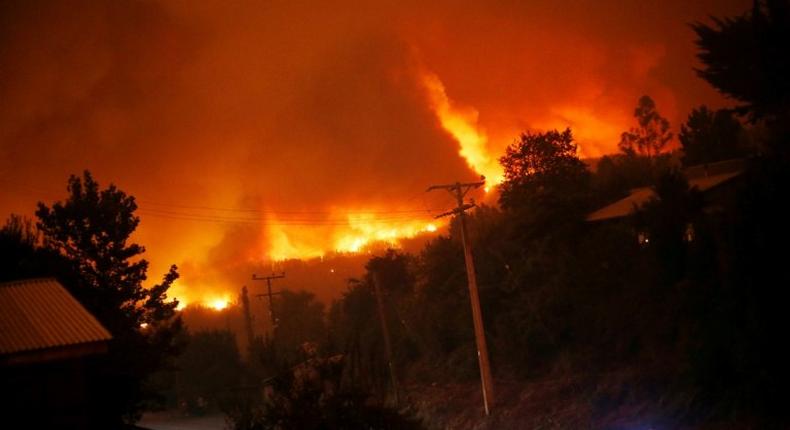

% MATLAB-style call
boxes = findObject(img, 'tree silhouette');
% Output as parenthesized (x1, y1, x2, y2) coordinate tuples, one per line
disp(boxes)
(0, 215, 52, 281)
(365, 249, 415, 296)
(271, 289, 326, 365)
(692, 0, 790, 122)
(619, 95, 673, 158)
(176, 330, 244, 412)
(35, 171, 183, 426)
(679, 105, 746, 166)
(499, 128, 589, 211)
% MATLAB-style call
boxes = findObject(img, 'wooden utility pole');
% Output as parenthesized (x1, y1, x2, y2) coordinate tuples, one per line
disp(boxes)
(427, 178, 495, 416)
(372, 272, 400, 407)
(252, 272, 285, 333)
(240, 286, 255, 353)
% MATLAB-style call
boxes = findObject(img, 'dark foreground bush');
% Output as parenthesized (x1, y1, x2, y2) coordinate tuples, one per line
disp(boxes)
(224, 353, 422, 430)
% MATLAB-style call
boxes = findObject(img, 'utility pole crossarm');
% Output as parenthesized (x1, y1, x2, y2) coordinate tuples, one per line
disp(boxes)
(426, 178, 486, 193)
(433, 203, 476, 219)
(254, 292, 282, 298)
(252, 272, 285, 282)
(252, 272, 286, 333)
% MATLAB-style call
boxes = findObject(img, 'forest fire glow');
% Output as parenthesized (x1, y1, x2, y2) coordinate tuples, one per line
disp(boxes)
(209, 298, 229, 311)
(334, 216, 442, 253)
(265, 211, 442, 261)
(171, 285, 230, 312)
(422, 72, 505, 190)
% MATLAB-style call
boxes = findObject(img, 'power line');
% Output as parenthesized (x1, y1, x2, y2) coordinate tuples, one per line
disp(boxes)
(136, 188, 436, 216)
(0, 176, 445, 225)
(138, 199, 432, 215)
(139, 206, 432, 221)
(136, 209, 436, 226)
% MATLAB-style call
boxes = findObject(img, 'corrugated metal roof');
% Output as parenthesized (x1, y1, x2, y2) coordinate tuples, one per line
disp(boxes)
(0, 278, 112, 357)
(586, 170, 742, 222)
(684, 158, 747, 179)
(586, 187, 656, 222)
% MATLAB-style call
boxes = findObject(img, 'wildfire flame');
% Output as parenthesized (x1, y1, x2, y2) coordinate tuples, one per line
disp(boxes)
(421, 71, 504, 190)
(253, 70, 510, 263)
(164, 209, 443, 307)
(209, 298, 229, 311)
(266, 210, 441, 261)
(170, 292, 229, 312)
(335, 216, 440, 253)
(156, 71, 513, 307)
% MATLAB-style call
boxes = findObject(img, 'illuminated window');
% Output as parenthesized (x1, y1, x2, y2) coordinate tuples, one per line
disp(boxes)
(684, 223, 695, 242)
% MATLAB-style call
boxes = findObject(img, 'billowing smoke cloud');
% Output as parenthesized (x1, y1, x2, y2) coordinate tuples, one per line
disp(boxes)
(0, 0, 748, 304)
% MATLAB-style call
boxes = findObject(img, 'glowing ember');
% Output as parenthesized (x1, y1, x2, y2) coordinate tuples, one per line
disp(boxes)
(421, 71, 504, 189)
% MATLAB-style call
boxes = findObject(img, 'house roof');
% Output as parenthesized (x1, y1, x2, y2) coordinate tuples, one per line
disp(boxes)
(586, 159, 745, 222)
(586, 188, 656, 222)
(0, 278, 112, 361)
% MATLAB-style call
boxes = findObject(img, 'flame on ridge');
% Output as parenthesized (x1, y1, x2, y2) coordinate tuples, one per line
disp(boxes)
(264, 210, 441, 261)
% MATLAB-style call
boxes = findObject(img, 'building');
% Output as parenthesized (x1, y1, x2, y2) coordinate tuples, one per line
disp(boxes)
(0, 278, 112, 428)
(587, 159, 745, 221)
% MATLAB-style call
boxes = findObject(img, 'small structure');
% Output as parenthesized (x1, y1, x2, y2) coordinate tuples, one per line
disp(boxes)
(0, 278, 112, 428)
(587, 159, 746, 223)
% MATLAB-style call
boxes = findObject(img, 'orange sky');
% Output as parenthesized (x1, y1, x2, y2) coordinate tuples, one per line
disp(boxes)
(0, 0, 748, 305)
